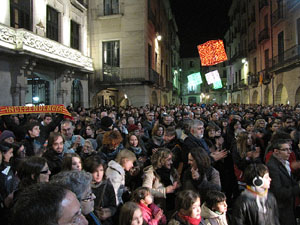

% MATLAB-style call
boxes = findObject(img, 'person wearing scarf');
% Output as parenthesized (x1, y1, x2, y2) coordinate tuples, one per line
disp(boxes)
(232, 163, 280, 225)
(200, 190, 228, 225)
(168, 190, 205, 225)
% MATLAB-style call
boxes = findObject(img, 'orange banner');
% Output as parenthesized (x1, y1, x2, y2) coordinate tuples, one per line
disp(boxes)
(0, 105, 71, 117)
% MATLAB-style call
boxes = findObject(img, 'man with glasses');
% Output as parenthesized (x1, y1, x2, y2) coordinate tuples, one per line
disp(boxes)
(143, 111, 155, 138)
(11, 183, 88, 225)
(267, 139, 300, 225)
(51, 170, 100, 225)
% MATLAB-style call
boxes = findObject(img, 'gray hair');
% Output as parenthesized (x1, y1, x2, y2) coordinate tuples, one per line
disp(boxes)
(50, 170, 92, 200)
(190, 119, 204, 130)
(61, 120, 74, 128)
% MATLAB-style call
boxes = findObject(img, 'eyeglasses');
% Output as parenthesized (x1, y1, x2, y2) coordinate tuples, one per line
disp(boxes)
(40, 168, 50, 174)
(81, 192, 95, 202)
(71, 208, 85, 224)
(279, 148, 292, 152)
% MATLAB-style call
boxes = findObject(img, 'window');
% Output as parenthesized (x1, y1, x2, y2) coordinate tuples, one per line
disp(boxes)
(71, 20, 80, 50)
(103, 41, 120, 68)
(264, 49, 269, 69)
(46, 6, 59, 41)
(10, 0, 31, 30)
(253, 57, 257, 73)
(104, 0, 119, 15)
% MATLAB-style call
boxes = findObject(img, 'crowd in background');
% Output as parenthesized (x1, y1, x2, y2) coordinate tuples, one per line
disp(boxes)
(0, 103, 300, 225)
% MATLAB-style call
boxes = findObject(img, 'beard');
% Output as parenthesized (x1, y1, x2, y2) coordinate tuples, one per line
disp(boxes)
(193, 133, 203, 139)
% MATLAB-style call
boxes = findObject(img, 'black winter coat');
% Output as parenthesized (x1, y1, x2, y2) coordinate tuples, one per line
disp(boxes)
(232, 191, 280, 225)
(92, 179, 117, 225)
(42, 149, 63, 176)
(267, 155, 300, 225)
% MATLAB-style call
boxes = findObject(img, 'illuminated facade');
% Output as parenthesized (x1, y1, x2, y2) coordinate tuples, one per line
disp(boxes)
(225, 0, 300, 105)
(88, 0, 180, 107)
(0, 0, 93, 107)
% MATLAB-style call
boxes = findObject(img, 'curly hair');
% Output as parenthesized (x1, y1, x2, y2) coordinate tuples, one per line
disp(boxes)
(102, 130, 123, 146)
(151, 148, 172, 169)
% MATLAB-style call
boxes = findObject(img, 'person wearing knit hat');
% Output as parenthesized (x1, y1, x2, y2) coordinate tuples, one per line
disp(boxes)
(100, 116, 114, 131)
(0, 130, 16, 144)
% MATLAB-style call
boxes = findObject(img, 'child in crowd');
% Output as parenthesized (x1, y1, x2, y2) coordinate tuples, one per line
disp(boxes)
(168, 190, 205, 225)
(201, 190, 228, 225)
(132, 187, 166, 225)
(232, 163, 280, 225)
(119, 201, 144, 225)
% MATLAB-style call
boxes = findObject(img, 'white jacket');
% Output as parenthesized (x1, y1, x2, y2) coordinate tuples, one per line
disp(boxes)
(105, 160, 125, 206)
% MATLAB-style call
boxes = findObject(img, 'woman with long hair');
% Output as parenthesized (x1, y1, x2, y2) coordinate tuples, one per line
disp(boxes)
(142, 148, 179, 212)
(182, 147, 221, 203)
(84, 155, 117, 225)
(232, 131, 261, 187)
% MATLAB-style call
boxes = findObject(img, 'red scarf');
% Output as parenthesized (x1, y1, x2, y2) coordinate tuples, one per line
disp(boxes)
(178, 212, 201, 225)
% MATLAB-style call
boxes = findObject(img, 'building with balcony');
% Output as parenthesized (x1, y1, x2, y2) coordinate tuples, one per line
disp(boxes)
(88, 0, 180, 107)
(225, 0, 300, 105)
(180, 58, 201, 104)
(0, 0, 93, 107)
(180, 57, 227, 105)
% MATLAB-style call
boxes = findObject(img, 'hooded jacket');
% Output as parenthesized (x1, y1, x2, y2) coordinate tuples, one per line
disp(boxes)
(200, 203, 228, 225)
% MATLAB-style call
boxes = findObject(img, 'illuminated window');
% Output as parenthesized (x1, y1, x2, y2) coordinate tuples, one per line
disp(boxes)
(103, 41, 120, 68)
(46, 6, 59, 41)
(71, 20, 80, 50)
(104, 0, 119, 15)
(10, 0, 31, 30)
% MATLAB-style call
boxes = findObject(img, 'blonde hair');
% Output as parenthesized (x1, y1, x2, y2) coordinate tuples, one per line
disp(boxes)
(151, 148, 172, 169)
(115, 149, 137, 165)
(236, 131, 251, 158)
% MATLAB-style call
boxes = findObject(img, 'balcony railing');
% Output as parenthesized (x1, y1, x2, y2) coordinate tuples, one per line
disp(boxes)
(100, 67, 160, 86)
(248, 40, 257, 52)
(149, 68, 160, 85)
(259, 0, 268, 11)
(269, 44, 300, 71)
(259, 69, 271, 84)
(272, 6, 286, 26)
(0, 23, 93, 71)
(248, 73, 259, 87)
(258, 28, 269, 43)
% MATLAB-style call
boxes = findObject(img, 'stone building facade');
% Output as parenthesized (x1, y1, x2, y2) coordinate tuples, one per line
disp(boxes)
(88, 0, 180, 107)
(225, 0, 300, 106)
(0, 0, 93, 108)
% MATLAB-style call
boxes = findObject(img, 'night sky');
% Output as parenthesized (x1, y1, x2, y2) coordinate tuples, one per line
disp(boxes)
(170, 0, 232, 58)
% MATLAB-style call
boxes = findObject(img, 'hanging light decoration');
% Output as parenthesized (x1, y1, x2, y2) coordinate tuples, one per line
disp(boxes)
(197, 40, 228, 66)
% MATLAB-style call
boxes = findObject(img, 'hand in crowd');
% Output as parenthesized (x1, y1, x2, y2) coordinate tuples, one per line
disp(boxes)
(166, 181, 179, 193)
(291, 161, 300, 170)
(96, 207, 112, 221)
(72, 136, 81, 149)
(154, 208, 163, 221)
(210, 150, 228, 161)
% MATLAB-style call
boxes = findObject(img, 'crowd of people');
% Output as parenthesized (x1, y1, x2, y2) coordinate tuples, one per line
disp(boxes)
(0, 103, 300, 225)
